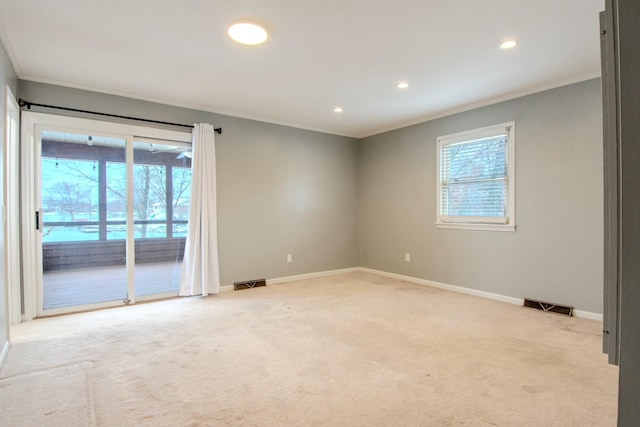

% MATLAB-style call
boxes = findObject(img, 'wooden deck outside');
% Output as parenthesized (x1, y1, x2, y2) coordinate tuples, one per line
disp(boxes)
(43, 261, 182, 310)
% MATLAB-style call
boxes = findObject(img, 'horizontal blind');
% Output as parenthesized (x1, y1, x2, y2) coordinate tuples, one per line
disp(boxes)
(441, 134, 508, 218)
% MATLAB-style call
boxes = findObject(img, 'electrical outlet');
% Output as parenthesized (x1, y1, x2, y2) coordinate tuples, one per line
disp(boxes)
(405, 253, 411, 262)
(287, 254, 292, 263)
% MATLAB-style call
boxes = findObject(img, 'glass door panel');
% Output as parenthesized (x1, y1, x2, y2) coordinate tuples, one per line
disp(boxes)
(105, 162, 127, 240)
(133, 141, 191, 298)
(41, 131, 128, 310)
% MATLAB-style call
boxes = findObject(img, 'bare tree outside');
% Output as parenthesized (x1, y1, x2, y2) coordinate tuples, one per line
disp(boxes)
(42, 155, 191, 241)
(47, 181, 95, 221)
(42, 158, 98, 221)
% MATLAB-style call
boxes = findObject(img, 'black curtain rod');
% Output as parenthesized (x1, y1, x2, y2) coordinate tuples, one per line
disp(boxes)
(17, 98, 222, 134)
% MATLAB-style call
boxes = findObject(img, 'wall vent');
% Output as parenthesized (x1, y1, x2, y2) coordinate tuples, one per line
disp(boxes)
(233, 278, 267, 291)
(523, 298, 573, 316)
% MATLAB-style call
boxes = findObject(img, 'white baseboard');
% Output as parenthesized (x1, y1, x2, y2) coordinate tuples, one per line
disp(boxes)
(217, 267, 360, 293)
(357, 267, 603, 322)
(0, 340, 9, 368)
(572, 310, 603, 322)
(219, 284, 234, 293)
(267, 267, 360, 285)
(358, 267, 523, 305)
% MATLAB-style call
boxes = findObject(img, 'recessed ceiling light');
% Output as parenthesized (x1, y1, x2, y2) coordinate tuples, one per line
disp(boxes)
(500, 40, 517, 49)
(228, 21, 268, 45)
(397, 81, 409, 89)
(333, 107, 343, 113)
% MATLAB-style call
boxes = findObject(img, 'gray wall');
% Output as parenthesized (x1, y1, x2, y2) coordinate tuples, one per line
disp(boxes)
(19, 81, 360, 286)
(359, 79, 604, 314)
(0, 40, 18, 362)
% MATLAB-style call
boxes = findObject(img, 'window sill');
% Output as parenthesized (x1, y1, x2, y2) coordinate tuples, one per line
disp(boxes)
(435, 222, 516, 232)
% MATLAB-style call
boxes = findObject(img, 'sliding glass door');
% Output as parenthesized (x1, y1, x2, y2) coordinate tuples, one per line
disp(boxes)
(22, 113, 192, 317)
(41, 132, 129, 310)
(132, 140, 191, 299)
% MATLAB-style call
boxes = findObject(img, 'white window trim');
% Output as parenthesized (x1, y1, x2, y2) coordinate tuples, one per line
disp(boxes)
(435, 121, 516, 232)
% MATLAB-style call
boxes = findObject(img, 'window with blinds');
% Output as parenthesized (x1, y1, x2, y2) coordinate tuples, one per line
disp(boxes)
(436, 122, 516, 231)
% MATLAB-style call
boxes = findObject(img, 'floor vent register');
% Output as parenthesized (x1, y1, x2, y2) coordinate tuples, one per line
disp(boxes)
(234, 279, 267, 291)
(523, 298, 573, 316)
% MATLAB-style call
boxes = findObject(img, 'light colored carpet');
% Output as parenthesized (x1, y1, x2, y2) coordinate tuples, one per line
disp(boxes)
(0, 272, 618, 426)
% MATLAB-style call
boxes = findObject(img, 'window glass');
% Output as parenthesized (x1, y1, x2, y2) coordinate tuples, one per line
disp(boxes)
(437, 122, 516, 231)
(41, 157, 99, 242)
(172, 166, 191, 237)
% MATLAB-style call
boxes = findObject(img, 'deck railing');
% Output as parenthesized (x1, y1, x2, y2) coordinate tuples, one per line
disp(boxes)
(43, 237, 186, 271)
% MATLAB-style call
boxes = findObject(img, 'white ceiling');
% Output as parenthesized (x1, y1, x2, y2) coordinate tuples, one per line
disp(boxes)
(0, 0, 604, 138)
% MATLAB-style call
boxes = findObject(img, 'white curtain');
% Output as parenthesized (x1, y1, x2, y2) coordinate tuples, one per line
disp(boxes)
(179, 123, 220, 296)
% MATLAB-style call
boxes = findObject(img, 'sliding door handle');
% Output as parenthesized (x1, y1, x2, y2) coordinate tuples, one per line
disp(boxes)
(35, 209, 43, 231)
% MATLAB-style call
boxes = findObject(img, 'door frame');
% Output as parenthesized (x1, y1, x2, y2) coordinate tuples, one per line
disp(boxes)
(4, 86, 19, 325)
(21, 112, 191, 319)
